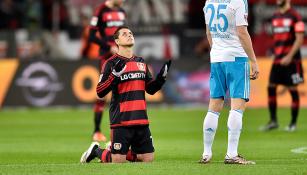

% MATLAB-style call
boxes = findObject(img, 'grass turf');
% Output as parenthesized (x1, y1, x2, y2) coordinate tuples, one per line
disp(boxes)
(0, 107, 307, 175)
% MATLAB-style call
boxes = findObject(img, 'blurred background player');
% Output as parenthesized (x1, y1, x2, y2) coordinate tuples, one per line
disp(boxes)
(199, 0, 259, 164)
(80, 12, 100, 59)
(263, 0, 305, 132)
(88, 0, 126, 142)
(80, 26, 171, 163)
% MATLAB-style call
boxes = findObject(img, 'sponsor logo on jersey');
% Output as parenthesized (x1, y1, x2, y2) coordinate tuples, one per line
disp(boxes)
(120, 72, 146, 81)
(273, 27, 290, 33)
(106, 21, 125, 27)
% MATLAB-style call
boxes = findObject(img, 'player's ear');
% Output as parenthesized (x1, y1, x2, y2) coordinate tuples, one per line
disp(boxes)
(115, 38, 119, 45)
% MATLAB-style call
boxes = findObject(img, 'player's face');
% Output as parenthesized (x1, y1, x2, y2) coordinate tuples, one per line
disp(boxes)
(117, 28, 135, 47)
(112, 0, 124, 7)
(276, 0, 287, 7)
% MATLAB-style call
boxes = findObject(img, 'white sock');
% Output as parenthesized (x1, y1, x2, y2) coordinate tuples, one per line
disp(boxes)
(202, 110, 219, 158)
(226, 110, 243, 158)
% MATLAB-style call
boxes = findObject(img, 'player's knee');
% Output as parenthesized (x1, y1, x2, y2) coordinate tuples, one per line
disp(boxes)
(112, 154, 126, 163)
(138, 153, 154, 162)
(208, 99, 224, 112)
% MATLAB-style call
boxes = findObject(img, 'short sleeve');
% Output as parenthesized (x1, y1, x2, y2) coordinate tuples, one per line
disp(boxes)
(235, 0, 248, 26)
(90, 5, 103, 28)
(203, 3, 210, 25)
(294, 13, 305, 33)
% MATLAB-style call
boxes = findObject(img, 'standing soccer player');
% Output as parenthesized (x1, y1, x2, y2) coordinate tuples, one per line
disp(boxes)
(263, 0, 305, 132)
(199, 0, 259, 164)
(80, 26, 171, 163)
(89, 0, 126, 142)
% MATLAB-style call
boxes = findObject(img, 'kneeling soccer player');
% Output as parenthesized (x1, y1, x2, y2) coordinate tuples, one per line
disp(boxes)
(80, 26, 171, 163)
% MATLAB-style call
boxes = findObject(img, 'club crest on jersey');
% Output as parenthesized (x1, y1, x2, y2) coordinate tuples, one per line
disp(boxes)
(137, 63, 145, 71)
(113, 143, 122, 150)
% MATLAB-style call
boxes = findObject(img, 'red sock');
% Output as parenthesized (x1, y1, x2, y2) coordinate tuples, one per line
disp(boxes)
(126, 150, 137, 162)
(97, 149, 112, 163)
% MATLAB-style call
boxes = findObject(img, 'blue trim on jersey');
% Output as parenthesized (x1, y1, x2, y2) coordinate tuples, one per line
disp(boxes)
(242, 0, 248, 13)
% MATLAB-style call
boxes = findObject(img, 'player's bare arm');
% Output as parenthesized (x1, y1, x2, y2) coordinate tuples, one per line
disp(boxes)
(280, 32, 304, 66)
(237, 26, 259, 80)
(205, 25, 212, 47)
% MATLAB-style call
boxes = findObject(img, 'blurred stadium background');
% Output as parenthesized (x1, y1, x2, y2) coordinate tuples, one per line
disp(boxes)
(0, 0, 307, 174)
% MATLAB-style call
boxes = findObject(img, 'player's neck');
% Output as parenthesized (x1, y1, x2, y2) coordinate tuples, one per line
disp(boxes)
(106, 1, 119, 9)
(106, 1, 115, 8)
(279, 3, 291, 13)
(117, 48, 134, 59)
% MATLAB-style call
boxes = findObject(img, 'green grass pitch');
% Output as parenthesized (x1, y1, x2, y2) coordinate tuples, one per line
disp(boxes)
(0, 107, 307, 175)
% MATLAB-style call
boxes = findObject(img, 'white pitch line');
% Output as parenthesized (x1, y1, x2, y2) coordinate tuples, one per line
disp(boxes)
(291, 147, 307, 154)
(211, 158, 307, 163)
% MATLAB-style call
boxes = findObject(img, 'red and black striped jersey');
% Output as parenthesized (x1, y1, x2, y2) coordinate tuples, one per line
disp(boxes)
(90, 2, 126, 51)
(96, 54, 165, 128)
(271, 8, 305, 63)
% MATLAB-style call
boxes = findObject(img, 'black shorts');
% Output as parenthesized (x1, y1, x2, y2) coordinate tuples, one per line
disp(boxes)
(110, 125, 154, 155)
(269, 62, 304, 86)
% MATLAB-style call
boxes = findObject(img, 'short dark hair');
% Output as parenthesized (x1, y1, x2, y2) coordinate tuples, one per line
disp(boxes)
(113, 26, 130, 40)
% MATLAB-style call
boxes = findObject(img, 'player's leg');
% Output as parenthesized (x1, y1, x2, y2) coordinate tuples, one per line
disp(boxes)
(263, 64, 281, 131)
(286, 86, 299, 131)
(92, 98, 107, 142)
(136, 153, 154, 162)
(266, 83, 278, 129)
(92, 57, 109, 142)
(225, 58, 255, 164)
(200, 98, 223, 164)
(86, 127, 133, 163)
(80, 142, 127, 163)
(109, 127, 132, 163)
(200, 63, 225, 164)
(132, 126, 155, 163)
(285, 62, 304, 131)
(226, 98, 245, 159)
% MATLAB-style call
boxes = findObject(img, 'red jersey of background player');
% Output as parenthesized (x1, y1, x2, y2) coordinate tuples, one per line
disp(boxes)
(271, 8, 305, 64)
(89, 1, 126, 58)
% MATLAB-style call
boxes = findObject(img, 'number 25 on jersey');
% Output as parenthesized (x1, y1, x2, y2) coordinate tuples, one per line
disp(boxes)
(206, 4, 228, 32)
